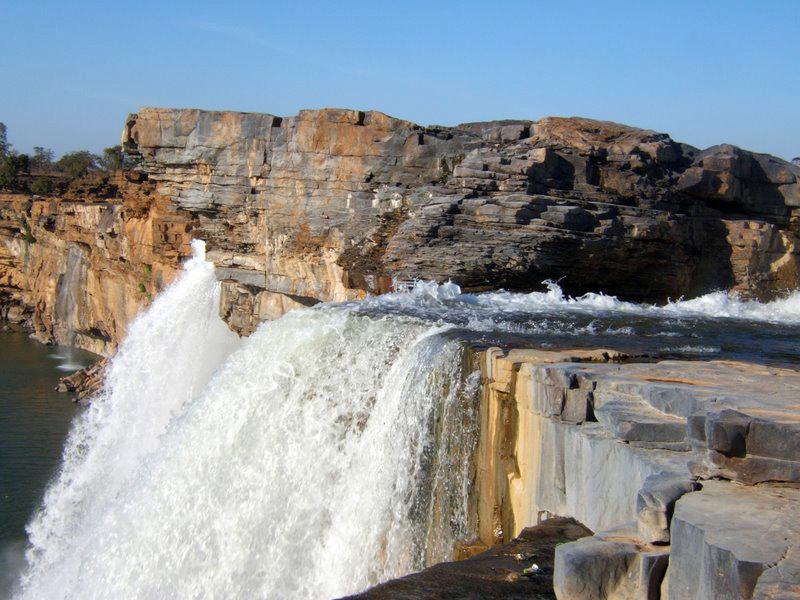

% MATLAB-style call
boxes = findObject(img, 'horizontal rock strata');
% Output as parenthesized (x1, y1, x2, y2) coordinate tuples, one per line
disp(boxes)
(121, 108, 800, 335)
(2, 107, 800, 596)
(0, 175, 193, 355)
(4, 108, 800, 344)
(474, 348, 800, 599)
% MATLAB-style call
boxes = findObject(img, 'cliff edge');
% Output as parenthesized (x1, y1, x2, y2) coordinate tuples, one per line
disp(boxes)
(122, 108, 800, 335)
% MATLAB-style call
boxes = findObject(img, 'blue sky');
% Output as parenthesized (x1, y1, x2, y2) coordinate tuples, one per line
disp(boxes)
(1, 0, 798, 159)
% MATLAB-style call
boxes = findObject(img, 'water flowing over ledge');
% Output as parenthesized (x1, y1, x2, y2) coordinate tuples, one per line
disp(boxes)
(387, 279, 800, 325)
(13, 240, 800, 599)
(15, 242, 480, 599)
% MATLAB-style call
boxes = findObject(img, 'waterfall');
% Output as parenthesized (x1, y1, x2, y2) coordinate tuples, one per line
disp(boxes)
(15, 241, 480, 600)
(53, 245, 86, 370)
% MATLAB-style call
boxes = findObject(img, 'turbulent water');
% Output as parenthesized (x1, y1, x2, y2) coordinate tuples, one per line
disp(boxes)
(0, 333, 93, 599)
(13, 241, 800, 599)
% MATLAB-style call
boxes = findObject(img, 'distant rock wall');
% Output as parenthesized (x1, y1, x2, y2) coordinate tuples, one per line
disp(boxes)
(4, 107, 800, 346)
(122, 108, 800, 335)
(0, 175, 193, 355)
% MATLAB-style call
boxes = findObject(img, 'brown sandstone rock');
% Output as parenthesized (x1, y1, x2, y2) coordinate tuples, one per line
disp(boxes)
(120, 108, 800, 334)
(5, 108, 800, 344)
(0, 174, 194, 355)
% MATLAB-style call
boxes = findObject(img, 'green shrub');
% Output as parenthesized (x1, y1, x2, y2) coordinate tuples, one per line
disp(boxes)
(30, 177, 54, 196)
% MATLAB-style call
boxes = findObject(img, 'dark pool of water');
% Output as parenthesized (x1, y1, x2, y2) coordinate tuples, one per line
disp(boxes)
(0, 332, 95, 597)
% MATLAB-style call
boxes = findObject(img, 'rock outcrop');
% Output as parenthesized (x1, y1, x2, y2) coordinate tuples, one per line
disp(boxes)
(0, 175, 193, 355)
(121, 108, 800, 334)
(4, 108, 800, 344)
(2, 107, 800, 598)
(56, 356, 108, 401)
(473, 347, 800, 599)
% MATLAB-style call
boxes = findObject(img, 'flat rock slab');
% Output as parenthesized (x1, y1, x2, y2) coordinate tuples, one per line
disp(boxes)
(340, 517, 591, 600)
(553, 359, 800, 484)
(554, 527, 669, 600)
(667, 480, 800, 599)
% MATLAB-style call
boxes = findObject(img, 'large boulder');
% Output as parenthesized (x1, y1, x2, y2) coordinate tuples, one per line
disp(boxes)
(677, 144, 800, 214)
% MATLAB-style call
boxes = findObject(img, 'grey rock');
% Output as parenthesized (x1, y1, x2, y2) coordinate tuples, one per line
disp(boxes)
(595, 399, 687, 445)
(554, 529, 669, 600)
(120, 109, 800, 335)
(635, 471, 696, 543)
(554, 537, 639, 599)
(666, 481, 800, 599)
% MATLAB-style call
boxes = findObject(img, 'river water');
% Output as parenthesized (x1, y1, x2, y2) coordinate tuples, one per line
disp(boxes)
(0, 333, 94, 598)
(6, 241, 800, 599)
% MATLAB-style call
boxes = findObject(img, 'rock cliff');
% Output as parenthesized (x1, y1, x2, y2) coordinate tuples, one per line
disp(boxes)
(0, 175, 193, 355)
(4, 107, 800, 345)
(121, 108, 800, 335)
(2, 107, 800, 598)
(470, 347, 800, 599)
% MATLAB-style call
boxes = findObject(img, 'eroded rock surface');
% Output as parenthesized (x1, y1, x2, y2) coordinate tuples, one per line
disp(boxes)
(122, 108, 800, 334)
(56, 357, 108, 401)
(475, 349, 800, 599)
(4, 109, 800, 341)
(667, 481, 800, 599)
(0, 175, 193, 355)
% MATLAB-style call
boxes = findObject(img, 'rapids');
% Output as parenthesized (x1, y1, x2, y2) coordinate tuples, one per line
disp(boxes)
(13, 241, 800, 599)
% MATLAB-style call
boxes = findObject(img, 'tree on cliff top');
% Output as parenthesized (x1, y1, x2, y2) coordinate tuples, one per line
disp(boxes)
(0, 153, 29, 189)
(31, 146, 55, 171)
(99, 145, 141, 172)
(99, 145, 125, 172)
(0, 123, 9, 157)
(56, 150, 99, 180)
(0, 122, 26, 189)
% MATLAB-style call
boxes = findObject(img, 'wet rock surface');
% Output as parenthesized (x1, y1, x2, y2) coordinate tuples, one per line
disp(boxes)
(341, 517, 591, 600)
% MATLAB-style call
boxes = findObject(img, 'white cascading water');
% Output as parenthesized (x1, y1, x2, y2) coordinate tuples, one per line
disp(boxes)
(15, 239, 800, 599)
(15, 241, 480, 600)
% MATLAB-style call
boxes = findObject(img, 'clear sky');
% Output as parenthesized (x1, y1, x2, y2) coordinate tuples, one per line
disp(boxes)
(1, 0, 798, 159)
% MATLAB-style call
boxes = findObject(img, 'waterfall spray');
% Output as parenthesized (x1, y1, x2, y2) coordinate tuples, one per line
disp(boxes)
(16, 242, 480, 600)
(53, 245, 86, 371)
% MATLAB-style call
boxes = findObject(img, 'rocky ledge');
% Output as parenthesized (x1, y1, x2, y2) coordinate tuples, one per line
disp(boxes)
(327, 344, 800, 599)
(2, 107, 800, 598)
(4, 107, 800, 347)
(122, 108, 800, 336)
(0, 175, 193, 355)
(466, 348, 800, 599)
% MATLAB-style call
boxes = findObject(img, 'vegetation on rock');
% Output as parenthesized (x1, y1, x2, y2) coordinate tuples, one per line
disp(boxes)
(0, 122, 141, 194)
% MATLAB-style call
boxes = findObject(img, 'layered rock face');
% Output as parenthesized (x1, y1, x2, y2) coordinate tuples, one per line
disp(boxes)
(122, 108, 800, 334)
(2, 107, 799, 598)
(474, 348, 800, 599)
(0, 176, 193, 355)
(5, 108, 799, 345)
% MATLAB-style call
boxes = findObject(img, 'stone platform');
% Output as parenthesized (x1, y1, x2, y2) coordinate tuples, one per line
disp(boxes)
(472, 348, 800, 599)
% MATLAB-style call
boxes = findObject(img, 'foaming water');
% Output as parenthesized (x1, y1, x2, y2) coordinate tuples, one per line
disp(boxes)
(357, 281, 800, 364)
(386, 280, 800, 325)
(18, 241, 241, 598)
(16, 244, 479, 599)
(15, 248, 800, 598)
